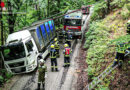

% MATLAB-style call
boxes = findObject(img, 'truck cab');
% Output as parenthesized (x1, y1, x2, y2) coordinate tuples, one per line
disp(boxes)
(64, 10, 82, 37)
(1, 30, 38, 74)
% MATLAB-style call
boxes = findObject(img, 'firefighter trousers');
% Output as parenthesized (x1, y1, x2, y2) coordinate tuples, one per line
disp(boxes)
(64, 57, 70, 67)
(51, 58, 58, 70)
(112, 52, 124, 67)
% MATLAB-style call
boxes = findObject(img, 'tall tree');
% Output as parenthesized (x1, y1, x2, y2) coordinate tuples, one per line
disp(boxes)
(0, 0, 4, 45)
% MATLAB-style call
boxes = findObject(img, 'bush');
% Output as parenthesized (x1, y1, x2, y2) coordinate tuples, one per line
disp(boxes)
(121, 4, 130, 20)
(110, 0, 127, 9)
(91, 1, 107, 21)
(0, 75, 4, 86)
(84, 20, 111, 78)
(0, 69, 13, 87)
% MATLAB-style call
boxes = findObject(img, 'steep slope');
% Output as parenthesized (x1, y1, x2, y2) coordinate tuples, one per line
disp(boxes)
(83, 0, 130, 89)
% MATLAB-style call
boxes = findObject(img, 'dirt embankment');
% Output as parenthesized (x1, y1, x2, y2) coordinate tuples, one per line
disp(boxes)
(109, 57, 130, 90)
(76, 8, 130, 90)
(76, 40, 88, 90)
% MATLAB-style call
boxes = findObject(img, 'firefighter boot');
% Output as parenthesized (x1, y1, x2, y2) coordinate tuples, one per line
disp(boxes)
(55, 68, 59, 72)
(112, 59, 118, 67)
(67, 64, 70, 67)
(51, 67, 54, 72)
(42, 83, 45, 90)
(37, 83, 40, 90)
(119, 60, 123, 68)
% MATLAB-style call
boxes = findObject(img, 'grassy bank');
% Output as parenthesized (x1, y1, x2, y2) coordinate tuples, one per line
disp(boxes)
(85, 0, 130, 89)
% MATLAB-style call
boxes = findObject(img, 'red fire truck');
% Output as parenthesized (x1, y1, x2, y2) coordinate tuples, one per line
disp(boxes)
(64, 10, 82, 37)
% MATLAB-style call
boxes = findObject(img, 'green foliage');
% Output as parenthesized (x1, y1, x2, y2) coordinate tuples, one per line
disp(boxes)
(128, 61, 130, 64)
(84, 20, 111, 79)
(121, 4, 130, 20)
(5, 72, 13, 80)
(109, 35, 130, 45)
(91, 1, 107, 21)
(0, 69, 13, 86)
(110, 0, 128, 9)
(126, 3, 130, 11)
(96, 85, 109, 90)
(0, 75, 4, 83)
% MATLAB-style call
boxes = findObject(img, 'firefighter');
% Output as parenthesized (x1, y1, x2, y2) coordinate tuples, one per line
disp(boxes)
(37, 59, 47, 90)
(58, 30, 63, 42)
(54, 38, 60, 57)
(64, 29, 68, 43)
(66, 30, 72, 47)
(112, 43, 128, 68)
(63, 44, 72, 67)
(127, 20, 130, 34)
(50, 44, 59, 71)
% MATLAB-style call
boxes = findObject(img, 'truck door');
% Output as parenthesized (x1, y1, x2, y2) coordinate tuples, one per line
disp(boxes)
(25, 40, 37, 65)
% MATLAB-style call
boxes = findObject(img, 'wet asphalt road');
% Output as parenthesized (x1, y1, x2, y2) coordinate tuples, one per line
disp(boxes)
(8, 40, 78, 90)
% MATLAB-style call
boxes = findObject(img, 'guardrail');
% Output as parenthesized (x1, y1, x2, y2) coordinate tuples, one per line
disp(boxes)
(83, 64, 118, 90)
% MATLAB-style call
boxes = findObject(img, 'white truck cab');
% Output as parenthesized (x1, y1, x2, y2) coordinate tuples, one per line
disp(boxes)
(1, 30, 39, 74)
(0, 19, 56, 74)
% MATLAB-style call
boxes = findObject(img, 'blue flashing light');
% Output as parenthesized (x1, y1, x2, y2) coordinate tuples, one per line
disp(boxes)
(76, 16, 80, 18)
(65, 15, 70, 18)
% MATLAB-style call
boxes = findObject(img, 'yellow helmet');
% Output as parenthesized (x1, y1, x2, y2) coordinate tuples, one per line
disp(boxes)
(54, 38, 57, 41)
(64, 44, 68, 47)
(51, 44, 55, 48)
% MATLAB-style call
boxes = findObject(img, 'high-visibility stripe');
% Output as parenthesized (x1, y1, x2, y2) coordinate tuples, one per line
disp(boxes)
(55, 66, 58, 68)
(51, 66, 54, 68)
(51, 56, 56, 58)
(114, 59, 117, 61)
(66, 63, 70, 65)
(117, 44, 126, 53)
(119, 60, 123, 62)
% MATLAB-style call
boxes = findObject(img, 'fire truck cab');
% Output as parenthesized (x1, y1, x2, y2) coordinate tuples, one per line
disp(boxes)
(64, 10, 82, 37)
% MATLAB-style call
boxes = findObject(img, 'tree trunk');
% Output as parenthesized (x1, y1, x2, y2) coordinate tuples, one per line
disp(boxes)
(0, 0, 4, 68)
(47, 0, 49, 17)
(107, 0, 110, 13)
(8, 1, 15, 34)
(0, 0, 4, 45)
(57, 0, 60, 27)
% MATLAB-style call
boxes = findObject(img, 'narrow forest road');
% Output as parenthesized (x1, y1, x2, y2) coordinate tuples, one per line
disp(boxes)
(1, 40, 80, 90)
(1, 6, 94, 90)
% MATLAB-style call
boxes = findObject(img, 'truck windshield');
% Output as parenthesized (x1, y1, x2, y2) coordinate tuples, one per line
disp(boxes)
(2, 43, 26, 61)
(64, 19, 81, 26)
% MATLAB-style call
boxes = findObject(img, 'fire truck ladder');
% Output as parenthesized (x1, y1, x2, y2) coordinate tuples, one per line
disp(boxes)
(83, 64, 118, 90)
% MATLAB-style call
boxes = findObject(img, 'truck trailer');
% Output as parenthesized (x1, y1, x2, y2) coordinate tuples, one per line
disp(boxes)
(0, 19, 56, 74)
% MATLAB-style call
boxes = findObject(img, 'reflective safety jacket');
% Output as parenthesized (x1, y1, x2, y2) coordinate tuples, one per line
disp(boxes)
(38, 65, 47, 82)
(63, 47, 72, 57)
(50, 48, 57, 58)
(54, 41, 59, 49)
(116, 43, 127, 53)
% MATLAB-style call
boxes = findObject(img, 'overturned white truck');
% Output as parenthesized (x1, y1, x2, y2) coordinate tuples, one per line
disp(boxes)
(0, 19, 56, 74)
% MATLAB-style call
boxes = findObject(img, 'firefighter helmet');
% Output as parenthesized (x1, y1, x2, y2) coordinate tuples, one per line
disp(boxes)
(54, 38, 57, 41)
(64, 44, 68, 47)
(51, 44, 55, 48)
(39, 59, 45, 66)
